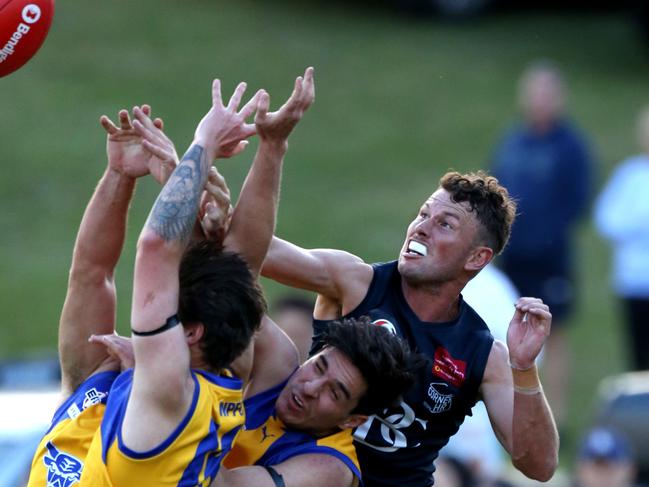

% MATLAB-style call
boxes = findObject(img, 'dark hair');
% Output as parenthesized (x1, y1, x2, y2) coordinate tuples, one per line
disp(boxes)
(319, 317, 422, 416)
(440, 171, 516, 254)
(178, 241, 266, 371)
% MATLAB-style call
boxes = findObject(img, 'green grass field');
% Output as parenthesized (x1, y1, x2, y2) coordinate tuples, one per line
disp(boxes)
(2, 0, 648, 469)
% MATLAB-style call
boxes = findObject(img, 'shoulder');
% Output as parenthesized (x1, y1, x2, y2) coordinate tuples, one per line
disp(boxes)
(481, 340, 510, 386)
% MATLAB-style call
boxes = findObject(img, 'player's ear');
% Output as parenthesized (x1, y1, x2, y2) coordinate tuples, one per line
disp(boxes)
(338, 414, 368, 430)
(184, 322, 205, 345)
(464, 245, 493, 272)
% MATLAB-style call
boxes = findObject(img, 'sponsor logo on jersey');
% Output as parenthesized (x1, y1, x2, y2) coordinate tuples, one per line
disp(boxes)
(371, 318, 397, 335)
(425, 382, 453, 414)
(220, 401, 244, 417)
(82, 387, 107, 410)
(431, 347, 466, 387)
(353, 400, 428, 452)
(259, 425, 277, 443)
(43, 441, 83, 487)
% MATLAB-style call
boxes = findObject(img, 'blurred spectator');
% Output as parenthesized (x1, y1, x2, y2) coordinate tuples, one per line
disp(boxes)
(594, 106, 649, 371)
(573, 427, 643, 487)
(490, 60, 594, 428)
(441, 264, 518, 481)
(434, 455, 478, 487)
(435, 454, 519, 487)
(270, 294, 315, 363)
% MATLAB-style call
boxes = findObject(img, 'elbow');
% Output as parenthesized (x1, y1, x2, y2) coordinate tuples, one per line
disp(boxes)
(513, 452, 558, 482)
(136, 230, 168, 259)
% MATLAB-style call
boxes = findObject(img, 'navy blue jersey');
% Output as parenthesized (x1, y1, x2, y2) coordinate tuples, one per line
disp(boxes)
(312, 261, 494, 487)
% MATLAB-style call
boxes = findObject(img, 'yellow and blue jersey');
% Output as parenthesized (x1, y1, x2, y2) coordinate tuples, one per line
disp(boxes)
(27, 370, 119, 487)
(223, 379, 362, 484)
(79, 368, 244, 486)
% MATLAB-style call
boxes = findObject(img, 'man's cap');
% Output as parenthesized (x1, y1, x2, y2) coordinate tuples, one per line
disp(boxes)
(578, 427, 633, 463)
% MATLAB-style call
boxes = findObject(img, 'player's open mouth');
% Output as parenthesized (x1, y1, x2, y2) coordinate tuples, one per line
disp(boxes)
(406, 240, 427, 257)
(292, 393, 304, 409)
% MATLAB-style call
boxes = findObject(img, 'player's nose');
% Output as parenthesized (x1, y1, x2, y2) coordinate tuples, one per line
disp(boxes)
(303, 377, 325, 397)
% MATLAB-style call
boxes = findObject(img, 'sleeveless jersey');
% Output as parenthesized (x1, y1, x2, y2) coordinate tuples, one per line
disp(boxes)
(223, 378, 362, 484)
(312, 261, 494, 487)
(79, 368, 244, 486)
(27, 370, 119, 487)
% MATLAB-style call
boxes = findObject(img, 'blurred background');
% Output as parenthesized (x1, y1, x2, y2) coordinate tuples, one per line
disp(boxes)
(2, 0, 649, 485)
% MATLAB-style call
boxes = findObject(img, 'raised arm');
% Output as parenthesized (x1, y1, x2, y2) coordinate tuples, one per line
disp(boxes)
(215, 454, 357, 487)
(262, 237, 373, 317)
(480, 297, 559, 481)
(124, 81, 261, 451)
(58, 106, 169, 397)
(223, 67, 315, 276)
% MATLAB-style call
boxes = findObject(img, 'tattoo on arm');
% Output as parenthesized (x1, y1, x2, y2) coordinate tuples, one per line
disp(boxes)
(146, 145, 207, 242)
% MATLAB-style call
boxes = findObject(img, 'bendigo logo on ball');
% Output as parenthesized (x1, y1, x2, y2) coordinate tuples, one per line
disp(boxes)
(0, 0, 55, 77)
(0, 5, 42, 64)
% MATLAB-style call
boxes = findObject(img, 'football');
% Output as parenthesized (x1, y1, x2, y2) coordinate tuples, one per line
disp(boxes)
(0, 0, 55, 78)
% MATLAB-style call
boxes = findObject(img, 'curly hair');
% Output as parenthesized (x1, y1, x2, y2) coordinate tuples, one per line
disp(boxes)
(440, 171, 516, 255)
(319, 317, 423, 416)
(178, 241, 266, 371)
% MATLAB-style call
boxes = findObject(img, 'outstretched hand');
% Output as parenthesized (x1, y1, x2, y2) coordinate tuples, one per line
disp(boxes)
(255, 66, 315, 144)
(89, 333, 135, 371)
(193, 80, 264, 160)
(130, 106, 179, 185)
(506, 297, 552, 370)
(200, 166, 233, 245)
(100, 105, 170, 180)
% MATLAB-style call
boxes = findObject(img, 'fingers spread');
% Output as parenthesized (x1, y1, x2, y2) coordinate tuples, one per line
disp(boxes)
(153, 117, 164, 130)
(227, 81, 248, 111)
(142, 139, 171, 160)
(255, 91, 270, 123)
(100, 115, 119, 135)
(239, 89, 264, 120)
(212, 79, 223, 107)
(118, 109, 132, 130)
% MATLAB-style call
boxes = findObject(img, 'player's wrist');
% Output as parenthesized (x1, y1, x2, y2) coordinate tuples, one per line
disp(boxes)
(259, 137, 289, 153)
(510, 363, 542, 395)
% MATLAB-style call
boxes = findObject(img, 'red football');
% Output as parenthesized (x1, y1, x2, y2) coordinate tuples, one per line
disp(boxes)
(0, 0, 54, 78)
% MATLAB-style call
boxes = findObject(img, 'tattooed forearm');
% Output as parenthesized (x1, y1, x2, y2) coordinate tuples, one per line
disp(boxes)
(146, 145, 207, 242)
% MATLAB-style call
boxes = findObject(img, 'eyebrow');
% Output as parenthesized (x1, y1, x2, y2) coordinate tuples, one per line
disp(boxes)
(439, 211, 461, 222)
(320, 355, 351, 400)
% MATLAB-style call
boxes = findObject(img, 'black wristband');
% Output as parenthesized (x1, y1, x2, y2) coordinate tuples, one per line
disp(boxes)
(265, 466, 286, 487)
(132, 314, 181, 337)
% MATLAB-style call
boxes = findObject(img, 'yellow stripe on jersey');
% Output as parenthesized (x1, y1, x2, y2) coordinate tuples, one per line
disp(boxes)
(80, 369, 244, 486)
(27, 371, 119, 487)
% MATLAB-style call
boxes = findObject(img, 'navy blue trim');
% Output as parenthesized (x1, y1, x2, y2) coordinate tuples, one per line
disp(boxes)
(46, 370, 118, 435)
(178, 419, 219, 485)
(243, 377, 291, 430)
(194, 368, 243, 391)
(116, 372, 200, 459)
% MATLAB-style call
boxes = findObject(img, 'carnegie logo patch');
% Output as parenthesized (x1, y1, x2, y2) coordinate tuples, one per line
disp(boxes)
(425, 382, 453, 414)
(431, 347, 466, 388)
